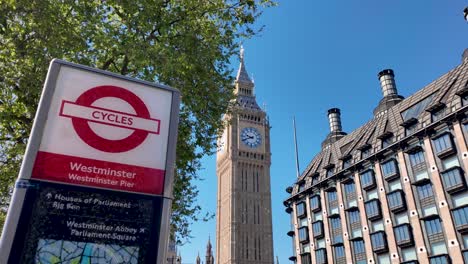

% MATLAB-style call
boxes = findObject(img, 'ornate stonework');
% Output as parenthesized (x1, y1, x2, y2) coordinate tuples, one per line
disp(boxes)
(216, 48, 274, 264)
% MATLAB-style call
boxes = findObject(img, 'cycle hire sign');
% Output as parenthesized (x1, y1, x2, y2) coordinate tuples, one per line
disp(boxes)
(30, 63, 175, 195)
(0, 60, 180, 264)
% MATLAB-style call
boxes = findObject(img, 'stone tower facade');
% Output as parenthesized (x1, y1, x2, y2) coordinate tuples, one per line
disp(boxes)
(216, 48, 274, 264)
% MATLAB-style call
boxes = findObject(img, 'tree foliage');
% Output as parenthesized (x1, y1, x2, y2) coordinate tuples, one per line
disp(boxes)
(0, 0, 274, 243)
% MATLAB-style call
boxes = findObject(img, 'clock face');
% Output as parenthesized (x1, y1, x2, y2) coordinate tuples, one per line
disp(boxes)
(241, 127, 262, 148)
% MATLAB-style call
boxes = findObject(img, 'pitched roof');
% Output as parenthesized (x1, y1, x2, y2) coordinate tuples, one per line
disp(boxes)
(290, 56, 468, 197)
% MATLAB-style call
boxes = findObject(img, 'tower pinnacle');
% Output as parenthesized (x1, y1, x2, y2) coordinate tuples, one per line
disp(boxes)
(235, 46, 254, 96)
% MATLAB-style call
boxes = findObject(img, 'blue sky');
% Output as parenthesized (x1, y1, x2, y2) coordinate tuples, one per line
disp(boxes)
(179, 1, 468, 263)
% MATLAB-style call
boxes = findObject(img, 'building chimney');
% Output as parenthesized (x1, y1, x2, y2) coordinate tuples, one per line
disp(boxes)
(328, 108, 342, 133)
(378, 69, 398, 97)
(373, 69, 404, 117)
(463, 49, 468, 62)
(322, 108, 347, 148)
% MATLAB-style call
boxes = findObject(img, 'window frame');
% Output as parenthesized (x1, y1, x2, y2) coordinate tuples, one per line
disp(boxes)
(312, 220, 324, 239)
(298, 226, 309, 244)
(381, 159, 399, 181)
(315, 248, 327, 264)
(365, 198, 382, 221)
(440, 166, 467, 194)
(431, 132, 455, 158)
(360, 169, 376, 190)
(387, 189, 407, 213)
(310, 195, 321, 212)
(312, 220, 325, 239)
(370, 231, 388, 254)
(393, 223, 414, 247)
(296, 201, 307, 218)
(452, 205, 468, 233)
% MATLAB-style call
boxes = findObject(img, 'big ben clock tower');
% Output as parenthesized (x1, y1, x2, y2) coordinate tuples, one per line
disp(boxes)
(216, 48, 274, 264)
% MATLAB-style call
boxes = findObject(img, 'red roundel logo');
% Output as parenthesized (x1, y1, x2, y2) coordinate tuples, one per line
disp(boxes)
(59, 85, 161, 153)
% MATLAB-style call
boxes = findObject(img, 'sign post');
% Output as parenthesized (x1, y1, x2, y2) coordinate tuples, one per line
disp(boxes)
(0, 60, 180, 264)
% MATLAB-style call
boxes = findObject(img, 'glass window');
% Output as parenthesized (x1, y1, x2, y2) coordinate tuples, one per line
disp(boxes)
(409, 151, 425, 167)
(370, 231, 388, 252)
(330, 206, 339, 215)
(414, 169, 429, 182)
(442, 155, 460, 170)
(298, 182, 306, 192)
(464, 250, 468, 264)
(387, 190, 406, 212)
(452, 206, 468, 229)
(343, 181, 356, 195)
(326, 168, 334, 177)
(353, 239, 366, 254)
(365, 199, 382, 220)
(327, 190, 337, 202)
(381, 159, 398, 179)
(296, 202, 306, 217)
(405, 123, 418, 136)
(360, 169, 376, 190)
(429, 255, 449, 264)
(332, 234, 343, 244)
(361, 147, 371, 159)
(372, 220, 384, 232)
(351, 228, 362, 238)
(343, 157, 352, 169)
(453, 192, 468, 207)
(401, 94, 435, 121)
(312, 175, 319, 185)
(310, 195, 321, 212)
(300, 253, 312, 264)
(348, 209, 360, 224)
(347, 199, 357, 208)
(312, 221, 324, 238)
(301, 243, 311, 253)
(367, 189, 379, 200)
(377, 254, 391, 264)
(316, 238, 325, 249)
(388, 179, 402, 191)
(382, 137, 393, 149)
(394, 224, 413, 246)
(314, 212, 323, 221)
(432, 133, 453, 155)
(334, 245, 345, 259)
(315, 248, 327, 264)
(430, 241, 448, 255)
(298, 226, 309, 243)
(401, 247, 417, 261)
(431, 109, 445, 122)
(422, 204, 438, 216)
(394, 212, 409, 225)
(424, 217, 443, 236)
(330, 217, 341, 229)
(299, 217, 308, 227)
(441, 167, 466, 193)
(417, 183, 434, 199)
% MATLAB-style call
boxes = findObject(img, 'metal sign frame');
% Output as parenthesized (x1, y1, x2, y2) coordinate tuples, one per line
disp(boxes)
(0, 59, 180, 264)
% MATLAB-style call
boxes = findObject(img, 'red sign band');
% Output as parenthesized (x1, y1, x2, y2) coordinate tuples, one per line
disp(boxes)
(32, 151, 165, 195)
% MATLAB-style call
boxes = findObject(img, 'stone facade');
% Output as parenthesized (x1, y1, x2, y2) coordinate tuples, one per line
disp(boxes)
(216, 48, 274, 264)
(285, 52, 468, 264)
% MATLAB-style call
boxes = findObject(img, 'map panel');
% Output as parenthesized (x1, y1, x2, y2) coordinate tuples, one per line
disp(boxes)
(9, 181, 163, 264)
(35, 239, 139, 264)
